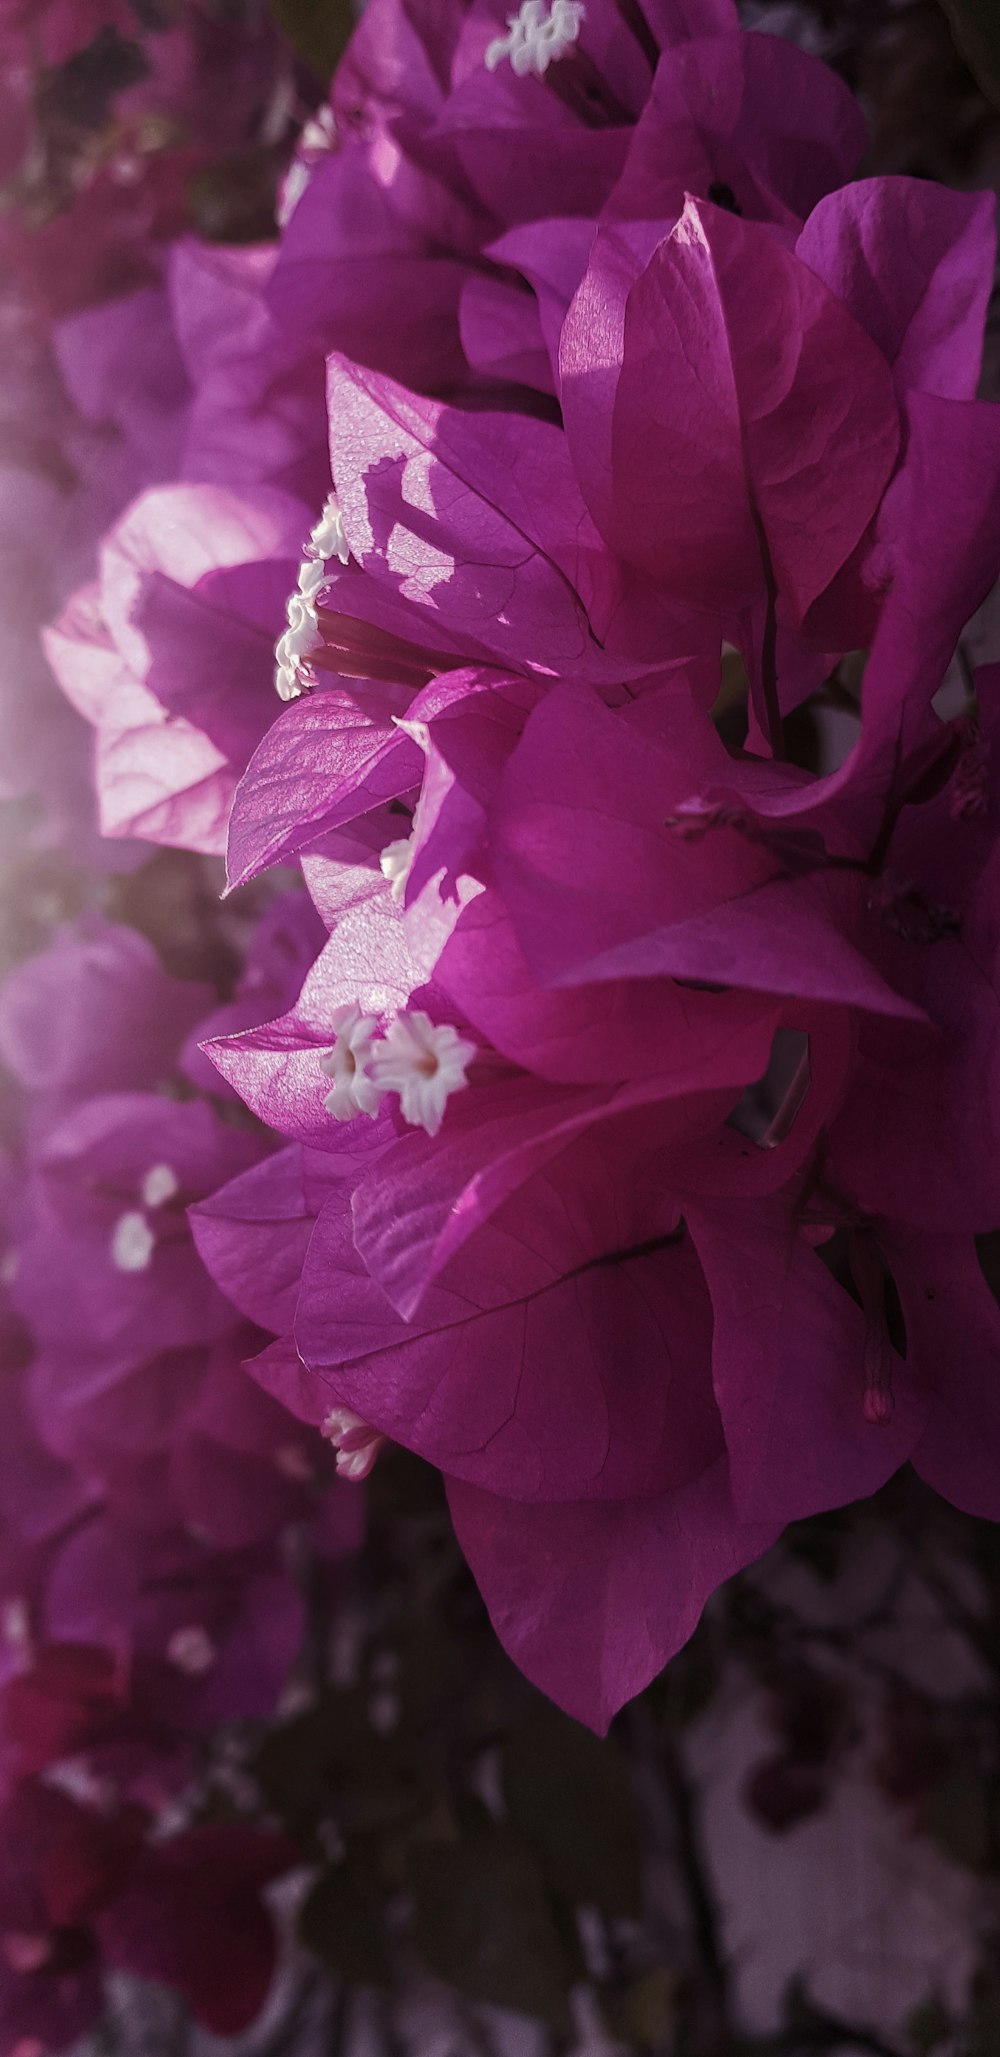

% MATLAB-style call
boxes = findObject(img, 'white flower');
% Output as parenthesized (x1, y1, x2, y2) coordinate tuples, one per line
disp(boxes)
(274, 493, 350, 700)
(319, 1001, 384, 1121)
(308, 494, 349, 567)
(321, 1406, 386, 1481)
(485, 0, 585, 76)
(141, 1163, 178, 1209)
(276, 103, 337, 227)
(2, 1597, 29, 1652)
(368, 1009, 476, 1137)
(379, 833, 415, 904)
(167, 1625, 216, 1675)
(110, 1209, 154, 1273)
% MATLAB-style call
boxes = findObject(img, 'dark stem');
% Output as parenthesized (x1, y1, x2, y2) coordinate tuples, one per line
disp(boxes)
(751, 512, 785, 762)
(760, 1043, 812, 1149)
(659, 1732, 731, 2025)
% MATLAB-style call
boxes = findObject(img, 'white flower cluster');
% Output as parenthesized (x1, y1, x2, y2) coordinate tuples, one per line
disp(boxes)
(485, 0, 585, 77)
(110, 1162, 179, 1274)
(320, 1003, 476, 1138)
(320, 1406, 387, 1481)
(274, 495, 350, 702)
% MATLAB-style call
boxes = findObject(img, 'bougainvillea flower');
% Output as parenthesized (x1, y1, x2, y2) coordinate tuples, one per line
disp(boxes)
(559, 180, 996, 739)
(559, 195, 899, 740)
(42, 1516, 308, 1731)
(180, 886, 328, 1099)
(12, 0, 1000, 1794)
(0, 0, 288, 321)
(167, 239, 330, 508)
(45, 484, 309, 853)
(0, 1778, 128, 2056)
(460, 27, 869, 395)
(0, 916, 211, 1129)
(11, 1093, 263, 1373)
(93, 1821, 294, 2036)
(324, 357, 680, 683)
(0, 1778, 292, 2046)
(193, 458, 1000, 1739)
(192, 1094, 924, 1729)
(273, 0, 864, 398)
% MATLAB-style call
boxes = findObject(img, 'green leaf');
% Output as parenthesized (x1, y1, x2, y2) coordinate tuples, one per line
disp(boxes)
(300, 1857, 392, 1988)
(253, 1705, 340, 1846)
(252, 1691, 425, 1847)
(935, 0, 1000, 110)
(267, 0, 355, 82)
(503, 1705, 641, 1917)
(409, 1831, 573, 2029)
(187, 151, 281, 246)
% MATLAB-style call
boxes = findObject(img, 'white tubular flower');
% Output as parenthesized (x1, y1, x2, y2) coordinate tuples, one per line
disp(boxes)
(367, 1009, 476, 1137)
(110, 1210, 154, 1273)
(319, 1001, 384, 1122)
(276, 103, 337, 227)
(307, 495, 349, 568)
(274, 494, 350, 700)
(321, 1406, 386, 1481)
(141, 1163, 178, 1208)
(379, 797, 421, 905)
(379, 834, 415, 903)
(485, 0, 585, 76)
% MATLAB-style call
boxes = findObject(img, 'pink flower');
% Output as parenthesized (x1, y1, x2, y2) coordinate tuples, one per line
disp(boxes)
(45, 485, 309, 854)
(272, 0, 865, 396)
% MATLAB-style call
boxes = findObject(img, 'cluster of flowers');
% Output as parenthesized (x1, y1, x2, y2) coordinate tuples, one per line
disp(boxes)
(0, 899, 366, 2051)
(4, 0, 1000, 2037)
(0, 6, 343, 2049)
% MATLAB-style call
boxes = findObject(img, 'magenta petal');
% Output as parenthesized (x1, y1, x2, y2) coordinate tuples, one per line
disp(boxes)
(436, 888, 779, 1085)
(327, 356, 609, 674)
(893, 1233, 1000, 1522)
(448, 1460, 778, 1731)
(248, 1332, 335, 1427)
(608, 32, 867, 234)
(490, 686, 923, 1017)
(796, 178, 996, 403)
(96, 1825, 290, 2037)
(298, 1147, 722, 1505)
(459, 272, 553, 392)
(190, 1147, 312, 1335)
(225, 686, 420, 889)
(350, 1030, 777, 1323)
(634, 0, 738, 47)
(204, 902, 425, 1145)
(488, 218, 596, 380)
(0, 915, 210, 1114)
(561, 198, 899, 622)
(686, 1203, 925, 1522)
(435, 66, 631, 228)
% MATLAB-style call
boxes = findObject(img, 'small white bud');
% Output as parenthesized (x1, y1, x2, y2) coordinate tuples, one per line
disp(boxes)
(111, 1210, 154, 1273)
(141, 1163, 179, 1209)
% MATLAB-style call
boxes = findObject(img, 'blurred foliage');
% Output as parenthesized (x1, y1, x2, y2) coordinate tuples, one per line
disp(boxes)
(935, 0, 1000, 111)
(202, 1456, 1000, 2055)
(266, 0, 356, 80)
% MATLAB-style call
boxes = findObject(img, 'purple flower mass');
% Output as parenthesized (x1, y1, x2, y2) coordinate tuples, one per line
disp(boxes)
(3, 0, 1000, 2039)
